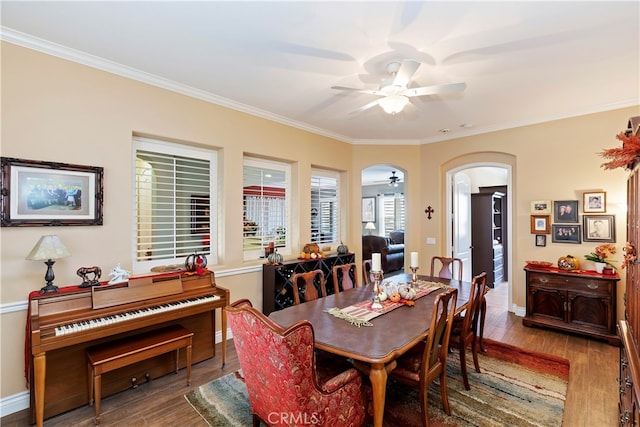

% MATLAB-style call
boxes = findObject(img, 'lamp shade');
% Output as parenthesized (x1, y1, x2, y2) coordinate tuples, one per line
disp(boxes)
(379, 95, 409, 115)
(26, 235, 71, 261)
(365, 222, 376, 230)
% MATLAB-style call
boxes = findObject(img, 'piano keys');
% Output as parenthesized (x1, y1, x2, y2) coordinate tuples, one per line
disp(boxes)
(28, 270, 228, 426)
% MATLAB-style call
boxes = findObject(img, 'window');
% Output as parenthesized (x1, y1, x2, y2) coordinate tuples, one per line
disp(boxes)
(243, 157, 290, 260)
(134, 137, 217, 270)
(381, 193, 405, 235)
(311, 169, 340, 245)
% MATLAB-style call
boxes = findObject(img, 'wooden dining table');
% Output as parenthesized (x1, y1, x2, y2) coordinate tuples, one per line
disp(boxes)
(268, 273, 475, 427)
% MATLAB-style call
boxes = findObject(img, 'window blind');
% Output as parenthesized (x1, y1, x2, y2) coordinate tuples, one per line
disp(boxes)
(134, 138, 216, 269)
(311, 169, 340, 245)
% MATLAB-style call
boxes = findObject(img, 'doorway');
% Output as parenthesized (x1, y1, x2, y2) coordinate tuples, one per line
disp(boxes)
(446, 163, 513, 311)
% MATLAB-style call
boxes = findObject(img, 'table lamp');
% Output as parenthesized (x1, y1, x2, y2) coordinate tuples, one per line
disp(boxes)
(365, 222, 376, 235)
(26, 235, 71, 293)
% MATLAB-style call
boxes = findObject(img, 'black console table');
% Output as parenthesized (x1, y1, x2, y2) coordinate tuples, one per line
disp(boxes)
(262, 253, 355, 315)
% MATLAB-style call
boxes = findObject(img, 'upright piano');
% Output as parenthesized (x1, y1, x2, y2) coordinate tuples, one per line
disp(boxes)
(28, 270, 228, 426)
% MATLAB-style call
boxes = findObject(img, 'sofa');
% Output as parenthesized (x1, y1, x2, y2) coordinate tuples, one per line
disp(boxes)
(362, 230, 405, 274)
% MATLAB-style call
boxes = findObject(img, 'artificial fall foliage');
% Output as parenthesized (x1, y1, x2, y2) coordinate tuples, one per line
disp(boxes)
(599, 132, 640, 170)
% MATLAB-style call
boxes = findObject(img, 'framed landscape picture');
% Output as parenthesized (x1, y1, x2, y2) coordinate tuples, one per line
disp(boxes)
(1, 157, 103, 226)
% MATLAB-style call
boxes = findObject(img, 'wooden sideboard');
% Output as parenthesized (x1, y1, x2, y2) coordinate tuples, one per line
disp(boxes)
(523, 267, 620, 345)
(262, 253, 355, 315)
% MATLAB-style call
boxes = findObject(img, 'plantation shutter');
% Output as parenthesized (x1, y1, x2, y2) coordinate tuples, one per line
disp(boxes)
(311, 170, 340, 244)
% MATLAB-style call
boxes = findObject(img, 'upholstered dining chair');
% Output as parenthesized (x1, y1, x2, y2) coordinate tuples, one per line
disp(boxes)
(226, 299, 368, 427)
(291, 269, 326, 305)
(388, 288, 459, 427)
(362, 259, 373, 286)
(448, 271, 488, 390)
(332, 263, 359, 293)
(430, 256, 463, 281)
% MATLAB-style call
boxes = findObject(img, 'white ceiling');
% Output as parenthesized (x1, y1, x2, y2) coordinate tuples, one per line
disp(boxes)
(1, 1, 639, 145)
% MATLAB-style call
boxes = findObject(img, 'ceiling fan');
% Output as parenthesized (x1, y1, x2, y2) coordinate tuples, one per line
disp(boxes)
(332, 59, 467, 115)
(388, 171, 400, 187)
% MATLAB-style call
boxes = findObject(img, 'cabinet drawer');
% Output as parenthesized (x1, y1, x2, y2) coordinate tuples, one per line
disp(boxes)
(528, 272, 612, 296)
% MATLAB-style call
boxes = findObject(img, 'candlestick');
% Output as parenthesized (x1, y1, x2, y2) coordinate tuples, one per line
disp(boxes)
(410, 252, 419, 268)
(372, 253, 381, 272)
(371, 270, 383, 309)
(410, 266, 419, 288)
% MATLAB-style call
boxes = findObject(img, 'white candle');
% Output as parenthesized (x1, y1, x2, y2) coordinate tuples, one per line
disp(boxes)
(372, 253, 381, 272)
(411, 252, 419, 268)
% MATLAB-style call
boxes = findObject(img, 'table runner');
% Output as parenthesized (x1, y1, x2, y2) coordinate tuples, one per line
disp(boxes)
(328, 280, 449, 325)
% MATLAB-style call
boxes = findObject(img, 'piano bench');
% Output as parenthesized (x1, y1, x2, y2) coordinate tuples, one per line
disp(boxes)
(86, 325, 194, 425)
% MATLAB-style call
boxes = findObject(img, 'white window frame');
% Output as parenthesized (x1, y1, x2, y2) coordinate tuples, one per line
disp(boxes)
(243, 157, 291, 261)
(310, 168, 341, 246)
(133, 137, 217, 272)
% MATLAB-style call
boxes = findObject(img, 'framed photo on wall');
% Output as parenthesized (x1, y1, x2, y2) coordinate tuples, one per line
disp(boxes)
(583, 214, 615, 242)
(551, 224, 581, 244)
(530, 200, 552, 214)
(530, 215, 550, 234)
(535, 234, 547, 247)
(1, 157, 103, 226)
(583, 191, 606, 213)
(362, 197, 376, 223)
(553, 200, 579, 223)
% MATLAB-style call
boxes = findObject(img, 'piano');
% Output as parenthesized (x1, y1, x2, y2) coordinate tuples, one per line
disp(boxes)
(28, 270, 229, 426)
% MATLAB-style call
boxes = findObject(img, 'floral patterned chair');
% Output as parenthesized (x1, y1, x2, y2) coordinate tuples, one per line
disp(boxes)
(226, 299, 368, 427)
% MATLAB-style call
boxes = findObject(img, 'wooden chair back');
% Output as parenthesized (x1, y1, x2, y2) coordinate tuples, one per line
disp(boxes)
(332, 263, 359, 293)
(362, 259, 373, 286)
(430, 256, 463, 281)
(389, 287, 459, 426)
(291, 269, 326, 305)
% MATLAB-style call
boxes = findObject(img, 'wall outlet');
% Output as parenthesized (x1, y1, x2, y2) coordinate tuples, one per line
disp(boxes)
(426, 237, 436, 245)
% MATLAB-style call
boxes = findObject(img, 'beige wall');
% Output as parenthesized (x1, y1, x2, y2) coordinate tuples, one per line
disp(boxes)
(1, 41, 638, 403)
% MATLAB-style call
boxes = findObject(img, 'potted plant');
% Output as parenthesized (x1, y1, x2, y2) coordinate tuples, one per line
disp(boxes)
(584, 243, 617, 273)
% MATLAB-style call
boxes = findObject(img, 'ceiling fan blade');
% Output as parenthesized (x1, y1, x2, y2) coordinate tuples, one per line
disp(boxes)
(392, 59, 420, 88)
(331, 86, 386, 97)
(402, 82, 467, 98)
(349, 99, 382, 115)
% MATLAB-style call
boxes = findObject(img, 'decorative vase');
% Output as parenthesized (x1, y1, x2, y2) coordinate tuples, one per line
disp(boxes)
(594, 262, 606, 274)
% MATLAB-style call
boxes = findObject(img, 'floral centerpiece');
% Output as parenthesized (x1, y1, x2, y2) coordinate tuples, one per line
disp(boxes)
(584, 243, 617, 271)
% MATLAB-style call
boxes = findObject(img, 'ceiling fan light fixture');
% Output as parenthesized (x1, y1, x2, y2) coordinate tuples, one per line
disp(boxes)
(388, 171, 400, 187)
(379, 95, 409, 115)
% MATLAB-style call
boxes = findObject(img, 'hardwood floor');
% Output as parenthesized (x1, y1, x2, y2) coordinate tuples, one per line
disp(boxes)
(2, 282, 619, 426)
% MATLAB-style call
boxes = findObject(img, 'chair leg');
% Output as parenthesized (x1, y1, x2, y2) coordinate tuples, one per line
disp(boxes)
(440, 369, 451, 416)
(459, 345, 470, 390)
(419, 387, 430, 427)
(252, 414, 261, 427)
(472, 338, 481, 373)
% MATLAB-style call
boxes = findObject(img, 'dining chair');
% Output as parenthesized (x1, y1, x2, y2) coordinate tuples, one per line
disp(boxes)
(332, 263, 359, 293)
(225, 299, 368, 427)
(430, 256, 463, 281)
(389, 287, 459, 427)
(291, 269, 326, 305)
(448, 271, 488, 390)
(362, 259, 373, 286)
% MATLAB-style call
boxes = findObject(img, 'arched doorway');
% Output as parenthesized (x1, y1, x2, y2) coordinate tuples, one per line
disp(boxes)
(445, 156, 514, 312)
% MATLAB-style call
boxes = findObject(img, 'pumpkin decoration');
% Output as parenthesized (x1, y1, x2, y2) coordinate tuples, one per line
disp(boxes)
(558, 255, 580, 271)
(398, 285, 417, 301)
(389, 292, 401, 303)
(267, 249, 283, 265)
(337, 241, 349, 254)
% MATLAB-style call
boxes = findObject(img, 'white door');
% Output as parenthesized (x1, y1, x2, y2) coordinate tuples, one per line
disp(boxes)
(453, 172, 472, 282)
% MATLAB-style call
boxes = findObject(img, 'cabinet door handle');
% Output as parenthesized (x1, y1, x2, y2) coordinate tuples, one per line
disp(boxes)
(587, 282, 599, 289)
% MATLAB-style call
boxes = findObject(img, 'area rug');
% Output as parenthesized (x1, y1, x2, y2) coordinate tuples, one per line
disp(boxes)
(184, 339, 569, 427)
